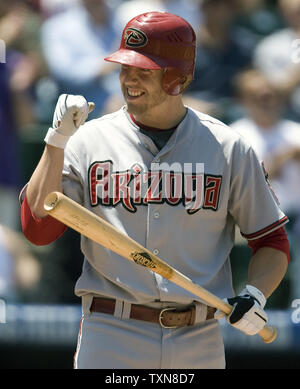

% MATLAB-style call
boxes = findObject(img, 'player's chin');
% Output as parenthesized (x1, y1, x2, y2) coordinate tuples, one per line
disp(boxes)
(126, 100, 147, 115)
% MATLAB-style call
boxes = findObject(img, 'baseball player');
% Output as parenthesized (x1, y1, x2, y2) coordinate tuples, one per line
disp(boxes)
(20, 12, 290, 369)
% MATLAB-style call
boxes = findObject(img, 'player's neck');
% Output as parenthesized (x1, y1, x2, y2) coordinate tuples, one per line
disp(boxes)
(130, 99, 187, 130)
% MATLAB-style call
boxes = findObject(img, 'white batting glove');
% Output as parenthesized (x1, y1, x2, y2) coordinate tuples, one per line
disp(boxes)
(44, 94, 95, 149)
(214, 285, 268, 336)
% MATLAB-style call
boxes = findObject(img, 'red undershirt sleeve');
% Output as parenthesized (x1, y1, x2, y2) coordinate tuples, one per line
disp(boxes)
(247, 227, 290, 263)
(21, 194, 67, 246)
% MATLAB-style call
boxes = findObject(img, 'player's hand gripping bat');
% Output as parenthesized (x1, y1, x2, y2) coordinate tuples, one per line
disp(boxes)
(44, 191, 277, 343)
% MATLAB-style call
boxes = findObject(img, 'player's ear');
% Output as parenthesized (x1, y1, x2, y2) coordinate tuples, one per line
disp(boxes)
(162, 68, 190, 96)
(179, 76, 187, 86)
(162, 68, 182, 95)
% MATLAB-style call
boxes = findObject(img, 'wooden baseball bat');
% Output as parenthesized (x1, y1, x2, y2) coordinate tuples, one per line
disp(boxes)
(44, 191, 277, 343)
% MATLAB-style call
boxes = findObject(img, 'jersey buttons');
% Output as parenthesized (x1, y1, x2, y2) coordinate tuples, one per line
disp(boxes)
(153, 249, 159, 255)
(153, 212, 160, 219)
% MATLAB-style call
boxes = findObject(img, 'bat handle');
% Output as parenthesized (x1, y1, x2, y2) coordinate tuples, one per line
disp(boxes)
(258, 324, 277, 343)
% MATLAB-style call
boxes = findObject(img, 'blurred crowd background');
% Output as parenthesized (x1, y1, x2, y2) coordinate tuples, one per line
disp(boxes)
(1, 0, 300, 313)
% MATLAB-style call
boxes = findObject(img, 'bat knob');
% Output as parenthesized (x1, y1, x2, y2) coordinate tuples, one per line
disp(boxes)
(44, 192, 59, 212)
(261, 325, 277, 343)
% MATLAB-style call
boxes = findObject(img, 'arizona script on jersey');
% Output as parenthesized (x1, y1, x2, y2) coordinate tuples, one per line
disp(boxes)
(88, 161, 222, 214)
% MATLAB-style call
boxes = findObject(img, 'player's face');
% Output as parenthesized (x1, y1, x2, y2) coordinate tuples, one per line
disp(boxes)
(120, 65, 168, 117)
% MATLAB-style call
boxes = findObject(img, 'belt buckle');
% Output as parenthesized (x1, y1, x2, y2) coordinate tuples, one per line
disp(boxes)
(158, 307, 178, 329)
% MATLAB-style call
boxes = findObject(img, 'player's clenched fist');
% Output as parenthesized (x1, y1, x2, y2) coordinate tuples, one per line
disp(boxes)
(44, 94, 95, 149)
(215, 285, 268, 336)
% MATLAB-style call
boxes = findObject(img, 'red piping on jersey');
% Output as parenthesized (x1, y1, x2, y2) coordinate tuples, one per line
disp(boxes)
(242, 216, 288, 240)
(74, 316, 84, 369)
(247, 226, 290, 263)
(20, 194, 67, 246)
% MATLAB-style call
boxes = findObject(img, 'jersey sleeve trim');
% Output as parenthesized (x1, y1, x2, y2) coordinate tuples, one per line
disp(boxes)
(247, 227, 290, 263)
(241, 216, 289, 241)
(19, 183, 28, 205)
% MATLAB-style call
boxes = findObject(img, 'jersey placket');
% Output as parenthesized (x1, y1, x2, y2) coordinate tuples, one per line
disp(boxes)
(145, 142, 179, 301)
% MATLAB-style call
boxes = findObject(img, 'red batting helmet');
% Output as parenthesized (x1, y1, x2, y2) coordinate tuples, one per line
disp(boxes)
(104, 12, 196, 96)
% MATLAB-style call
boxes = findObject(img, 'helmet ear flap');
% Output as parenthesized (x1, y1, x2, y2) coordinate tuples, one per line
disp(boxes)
(162, 68, 191, 96)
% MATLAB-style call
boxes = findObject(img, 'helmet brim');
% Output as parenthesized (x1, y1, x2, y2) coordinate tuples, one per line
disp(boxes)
(104, 48, 165, 70)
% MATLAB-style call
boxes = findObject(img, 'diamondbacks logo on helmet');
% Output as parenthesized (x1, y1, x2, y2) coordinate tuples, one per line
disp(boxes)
(124, 28, 148, 48)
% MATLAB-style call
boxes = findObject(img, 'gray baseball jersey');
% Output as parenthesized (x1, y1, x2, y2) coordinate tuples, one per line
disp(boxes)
(62, 106, 287, 305)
